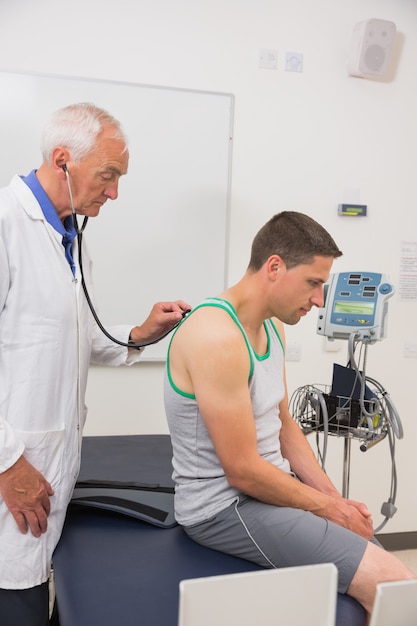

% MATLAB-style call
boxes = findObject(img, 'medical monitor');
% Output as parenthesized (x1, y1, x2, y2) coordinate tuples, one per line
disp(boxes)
(317, 272, 394, 342)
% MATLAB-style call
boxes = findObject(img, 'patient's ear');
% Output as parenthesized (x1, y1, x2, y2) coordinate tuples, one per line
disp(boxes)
(267, 255, 285, 280)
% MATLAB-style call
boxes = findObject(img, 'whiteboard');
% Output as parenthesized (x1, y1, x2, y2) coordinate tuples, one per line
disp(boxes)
(0, 71, 233, 359)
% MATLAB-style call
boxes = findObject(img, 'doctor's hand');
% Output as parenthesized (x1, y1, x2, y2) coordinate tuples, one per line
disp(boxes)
(129, 300, 191, 346)
(0, 455, 55, 538)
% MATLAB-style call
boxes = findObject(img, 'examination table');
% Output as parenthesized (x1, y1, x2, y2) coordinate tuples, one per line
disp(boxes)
(52, 435, 366, 626)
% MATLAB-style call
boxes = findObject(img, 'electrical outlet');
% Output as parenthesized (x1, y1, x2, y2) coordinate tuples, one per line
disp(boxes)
(404, 340, 417, 358)
(259, 48, 278, 70)
(286, 341, 301, 362)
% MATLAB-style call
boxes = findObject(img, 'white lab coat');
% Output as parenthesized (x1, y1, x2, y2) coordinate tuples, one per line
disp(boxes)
(0, 176, 142, 588)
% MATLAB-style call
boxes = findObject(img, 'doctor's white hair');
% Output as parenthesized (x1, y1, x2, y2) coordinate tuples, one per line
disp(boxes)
(40, 102, 129, 165)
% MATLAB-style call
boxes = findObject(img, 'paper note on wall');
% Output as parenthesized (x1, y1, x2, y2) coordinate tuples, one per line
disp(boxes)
(399, 241, 417, 300)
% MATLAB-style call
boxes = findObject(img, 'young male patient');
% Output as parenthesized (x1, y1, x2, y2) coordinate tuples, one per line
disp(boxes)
(164, 211, 416, 619)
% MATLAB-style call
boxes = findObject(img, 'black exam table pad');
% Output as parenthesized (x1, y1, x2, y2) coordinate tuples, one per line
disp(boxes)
(71, 434, 176, 527)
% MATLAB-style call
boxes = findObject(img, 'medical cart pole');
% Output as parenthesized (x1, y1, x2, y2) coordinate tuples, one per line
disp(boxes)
(342, 437, 351, 499)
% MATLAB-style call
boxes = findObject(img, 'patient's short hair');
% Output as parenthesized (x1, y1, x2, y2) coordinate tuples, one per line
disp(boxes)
(248, 211, 342, 271)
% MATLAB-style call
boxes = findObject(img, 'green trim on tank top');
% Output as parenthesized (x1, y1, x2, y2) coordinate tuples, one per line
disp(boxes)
(267, 317, 285, 353)
(166, 298, 283, 399)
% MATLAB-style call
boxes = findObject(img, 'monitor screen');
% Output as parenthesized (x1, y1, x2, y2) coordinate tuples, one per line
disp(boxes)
(333, 301, 375, 315)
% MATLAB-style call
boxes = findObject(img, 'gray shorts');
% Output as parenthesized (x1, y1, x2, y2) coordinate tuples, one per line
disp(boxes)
(184, 496, 369, 593)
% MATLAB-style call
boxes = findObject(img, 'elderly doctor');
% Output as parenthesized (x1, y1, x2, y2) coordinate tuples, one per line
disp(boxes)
(0, 102, 190, 626)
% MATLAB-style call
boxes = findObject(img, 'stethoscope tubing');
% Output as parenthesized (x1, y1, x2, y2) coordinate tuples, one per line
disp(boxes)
(65, 168, 182, 349)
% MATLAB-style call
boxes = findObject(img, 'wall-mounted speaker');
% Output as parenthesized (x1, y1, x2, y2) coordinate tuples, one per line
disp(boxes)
(348, 18, 397, 78)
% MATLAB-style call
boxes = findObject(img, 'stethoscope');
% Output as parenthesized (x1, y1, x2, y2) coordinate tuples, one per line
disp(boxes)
(62, 164, 188, 349)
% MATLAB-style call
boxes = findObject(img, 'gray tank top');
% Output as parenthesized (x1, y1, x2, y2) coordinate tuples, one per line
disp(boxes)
(164, 297, 291, 526)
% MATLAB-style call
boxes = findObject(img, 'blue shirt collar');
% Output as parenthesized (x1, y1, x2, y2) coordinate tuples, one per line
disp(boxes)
(21, 169, 76, 237)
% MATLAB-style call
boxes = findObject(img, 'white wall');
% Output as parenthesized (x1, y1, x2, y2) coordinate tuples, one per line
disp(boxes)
(1, 0, 416, 533)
